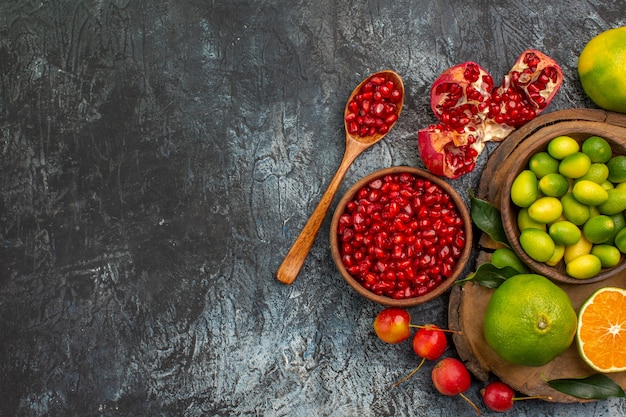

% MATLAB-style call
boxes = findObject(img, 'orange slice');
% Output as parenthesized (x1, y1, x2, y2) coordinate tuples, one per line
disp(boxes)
(576, 287, 626, 373)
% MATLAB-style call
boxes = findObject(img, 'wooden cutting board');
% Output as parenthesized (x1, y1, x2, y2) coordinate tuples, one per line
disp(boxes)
(449, 108, 626, 403)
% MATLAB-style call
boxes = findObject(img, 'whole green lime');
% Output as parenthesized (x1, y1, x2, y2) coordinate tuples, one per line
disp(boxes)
(582, 136, 613, 164)
(607, 155, 626, 183)
(519, 228, 556, 262)
(491, 247, 529, 274)
(511, 170, 539, 208)
(483, 274, 577, 367)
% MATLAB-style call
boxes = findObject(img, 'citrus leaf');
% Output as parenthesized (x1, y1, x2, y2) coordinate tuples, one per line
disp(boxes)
(456, 263, 519, 288)
(469, 190, 510, 247)
(546, 374, 626, 400)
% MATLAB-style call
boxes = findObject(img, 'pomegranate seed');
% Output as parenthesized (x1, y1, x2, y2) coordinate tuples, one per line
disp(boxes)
(390, 89, 402, 103)
(337, 173, 466, 299)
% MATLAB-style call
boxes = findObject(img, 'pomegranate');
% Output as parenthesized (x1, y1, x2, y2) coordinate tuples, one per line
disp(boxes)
(419, 50, 563, 178)
(345, 74, 402, 137)
(489, 50, 563, 128)
(336, 172, 466, 299)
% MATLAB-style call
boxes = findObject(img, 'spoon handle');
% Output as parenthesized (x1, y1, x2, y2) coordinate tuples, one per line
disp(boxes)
(276, 144, 364, 285)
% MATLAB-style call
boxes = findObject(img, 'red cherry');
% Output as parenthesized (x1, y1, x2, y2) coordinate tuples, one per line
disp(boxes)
(480, 381, 553, 412)
(431, 357, 471, 396)
(413, 324, 448, 360)
(481, 381, 514, 412)
(393, 324, 448, 387)
(373, 307, 411, 344)
(432, 358, 481, 416)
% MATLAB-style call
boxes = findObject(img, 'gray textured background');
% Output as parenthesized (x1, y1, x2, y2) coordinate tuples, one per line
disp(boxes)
(1, 1, 625, 416)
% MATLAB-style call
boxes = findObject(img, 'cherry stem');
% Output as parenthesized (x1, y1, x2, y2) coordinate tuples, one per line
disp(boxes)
(392, 357, 426, 388)
(409, 324, 463, 335)
(513, 395, 553, 402)
(458, 392, 482, 417)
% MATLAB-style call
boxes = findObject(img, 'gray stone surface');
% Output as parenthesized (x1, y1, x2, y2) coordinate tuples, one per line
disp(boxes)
(1, 0, 625, 416)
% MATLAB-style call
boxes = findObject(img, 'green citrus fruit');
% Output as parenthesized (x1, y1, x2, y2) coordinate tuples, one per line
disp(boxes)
(517, 208, 547, 232)
(547, 136, 580, 160)
(606, 212, 626, 245)
(607, 155, 626, 183)
(572, 180, 609, 206)
(591, 244, 622, 268)
(510, 170, 539, 208)
(601, 180, 614, 190)
(578, 26, 626, 114)
(519, 228, 556, 262)
(559, 152, 591, 179)
(582, 136, 613, 163)
(582, 214, 615, 244)
(566, 254, 602, 279)
(483, 274, 577, 367)
(546, 244, 565, 267)
(549, 220, 582, 246)
(614, 227, 626, 253)
(577, 163, 609, 184)
(564, 235, 593, 264)
(560, 192, 590, 225)
(529, 152, 559, 178)
(539, 173, 570, 197)
(528, 197, 563, 224)
(598, 188, 626, 215)
(491, 247, 529, 274)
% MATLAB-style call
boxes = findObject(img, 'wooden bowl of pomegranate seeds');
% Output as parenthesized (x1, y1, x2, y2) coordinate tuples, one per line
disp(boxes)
(330, 166, 472, 307)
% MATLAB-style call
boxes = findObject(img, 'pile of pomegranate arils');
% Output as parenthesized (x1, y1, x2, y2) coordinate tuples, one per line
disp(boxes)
(336, 172, 466, 299)
(345, 74, 402, 137)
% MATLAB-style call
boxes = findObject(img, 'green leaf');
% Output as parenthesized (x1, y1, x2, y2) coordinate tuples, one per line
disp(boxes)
(546, 374, 626, 400)
(469, 190, 509, 247)
(456, 263, 519, 288)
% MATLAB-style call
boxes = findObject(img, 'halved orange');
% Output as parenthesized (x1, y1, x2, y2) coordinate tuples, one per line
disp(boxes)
(576, 287, 626, 373)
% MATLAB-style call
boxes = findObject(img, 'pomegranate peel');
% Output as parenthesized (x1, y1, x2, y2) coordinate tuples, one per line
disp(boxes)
(430, 61, 494, 129)
(419, 49, 563, 179)
(417, 125, 484, 179)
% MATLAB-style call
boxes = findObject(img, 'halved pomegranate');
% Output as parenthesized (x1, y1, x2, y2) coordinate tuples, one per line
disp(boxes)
(417, 124, 484, 179)
(429, 61, 494, 130)
(418, 50, 563, 179)
(489, 50, 564, 128)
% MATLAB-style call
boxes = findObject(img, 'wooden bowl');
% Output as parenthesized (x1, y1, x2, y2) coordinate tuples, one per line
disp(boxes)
(330, 166, 472, 307)
(501, 120, 626, 285)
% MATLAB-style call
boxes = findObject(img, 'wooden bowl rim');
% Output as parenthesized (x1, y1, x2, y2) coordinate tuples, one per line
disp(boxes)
(330, 166, 473, 307)
(500, 120, 626, 285)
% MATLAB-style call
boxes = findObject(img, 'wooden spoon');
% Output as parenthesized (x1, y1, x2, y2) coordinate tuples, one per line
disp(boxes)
(276, 70, 405, 285)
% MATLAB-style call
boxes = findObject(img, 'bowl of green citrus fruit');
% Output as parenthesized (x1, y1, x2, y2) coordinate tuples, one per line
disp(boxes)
(501, 123, 626, 284)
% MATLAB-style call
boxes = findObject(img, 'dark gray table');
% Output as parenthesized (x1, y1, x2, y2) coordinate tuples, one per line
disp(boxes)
(1, 1, 625, 416)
